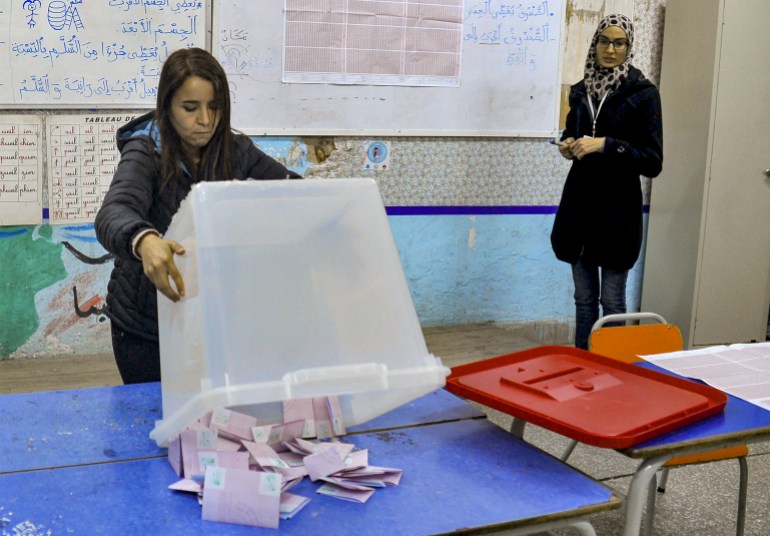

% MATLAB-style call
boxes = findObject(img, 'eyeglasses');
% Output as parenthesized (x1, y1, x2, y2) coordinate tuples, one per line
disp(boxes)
(596, 37, 628, 50)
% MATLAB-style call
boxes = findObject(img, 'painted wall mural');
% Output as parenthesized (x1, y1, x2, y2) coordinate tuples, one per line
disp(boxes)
(1, 138, 310, 360)
(3, 223, 113, 359)
(1, 225, 67, 358)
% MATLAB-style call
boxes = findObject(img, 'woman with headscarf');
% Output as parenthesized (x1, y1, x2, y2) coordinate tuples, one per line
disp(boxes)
(550, 14, 663, 350)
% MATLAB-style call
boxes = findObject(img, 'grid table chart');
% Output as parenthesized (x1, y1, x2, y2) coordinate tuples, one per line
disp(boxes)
(47, 114, 138, 224)
(0, 116, 43, 225)
(283, 0, 464, 86)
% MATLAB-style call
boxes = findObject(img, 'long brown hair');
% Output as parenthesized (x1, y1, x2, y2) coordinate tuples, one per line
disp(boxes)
(155, 47, 233, 191)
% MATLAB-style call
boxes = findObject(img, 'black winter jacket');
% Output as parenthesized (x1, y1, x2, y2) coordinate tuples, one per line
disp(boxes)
(95, 112, 301, 341)
(550, 66, 663, 271)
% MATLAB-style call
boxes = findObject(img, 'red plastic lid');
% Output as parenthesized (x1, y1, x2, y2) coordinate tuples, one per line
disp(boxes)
(446, 346, 727, 449)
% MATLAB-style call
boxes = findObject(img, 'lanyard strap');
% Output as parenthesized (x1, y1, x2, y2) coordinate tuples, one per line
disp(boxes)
(587, 91, 610, 137)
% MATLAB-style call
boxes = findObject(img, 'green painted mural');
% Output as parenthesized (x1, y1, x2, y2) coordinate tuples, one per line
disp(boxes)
(0, 226, 67, 358)
(0, 138, 311, 360)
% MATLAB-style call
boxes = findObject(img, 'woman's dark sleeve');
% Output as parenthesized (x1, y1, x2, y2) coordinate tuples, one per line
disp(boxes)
(94, 139, 158, 260)
(562, 89, 581, 141)
(603, 87, 663, 178)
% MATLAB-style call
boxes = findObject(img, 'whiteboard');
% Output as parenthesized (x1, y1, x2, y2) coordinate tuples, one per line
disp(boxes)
(0, 0, 207, 107)
(213, 0, 564, 136)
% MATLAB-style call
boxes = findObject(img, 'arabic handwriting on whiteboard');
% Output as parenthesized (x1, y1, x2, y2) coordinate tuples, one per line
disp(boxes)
(2, 1, 206, 105)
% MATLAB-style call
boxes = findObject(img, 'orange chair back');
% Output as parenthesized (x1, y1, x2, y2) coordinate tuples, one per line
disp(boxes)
(589, 323, 684, 364)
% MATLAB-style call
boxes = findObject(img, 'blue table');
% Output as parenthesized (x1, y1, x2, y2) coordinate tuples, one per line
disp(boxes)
(0, 384, 619, 535)
(626, 363, 770, 457)
(0, 419, 619, 535)
(0, 383, 482, 474)
(1, 382, 164, 473)
(614, 363, 770, 536)
(494, 359, 770, 536)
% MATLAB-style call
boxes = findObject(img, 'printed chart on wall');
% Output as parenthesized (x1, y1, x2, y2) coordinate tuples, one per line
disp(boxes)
(213, 0, 564, 136)
(0, 115, 43, 225)
(47, 114, 139, 224)
(0, 1, 206, 107)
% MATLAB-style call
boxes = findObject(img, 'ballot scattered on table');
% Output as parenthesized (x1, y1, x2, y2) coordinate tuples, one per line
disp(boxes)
(209, 407, 259, 441)
(166, 395, 402, 529)
(283, 398, 316, 438)
(202, 467, 282, 528)
(168, 478, 202, 494)
(253, 419, 306, 451)
(304, 442, 358, 481)
(279, 492, 311, 520)
(317, 481, 376, 503)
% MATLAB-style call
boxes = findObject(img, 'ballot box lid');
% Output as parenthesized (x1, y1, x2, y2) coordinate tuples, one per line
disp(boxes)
(446, 346, 727, 449)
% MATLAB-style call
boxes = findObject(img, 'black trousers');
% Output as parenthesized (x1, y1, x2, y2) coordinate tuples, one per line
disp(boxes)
(110, 323, 161, 384)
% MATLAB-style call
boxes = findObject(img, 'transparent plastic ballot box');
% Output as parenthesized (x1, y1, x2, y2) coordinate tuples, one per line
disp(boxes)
(150, 178, 449, 447)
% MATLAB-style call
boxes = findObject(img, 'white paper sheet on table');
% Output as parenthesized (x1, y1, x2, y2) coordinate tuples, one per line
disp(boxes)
(642, 342, 770, 410)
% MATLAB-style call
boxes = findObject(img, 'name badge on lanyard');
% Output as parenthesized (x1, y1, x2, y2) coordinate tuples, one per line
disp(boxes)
(587, 91, 610, 138)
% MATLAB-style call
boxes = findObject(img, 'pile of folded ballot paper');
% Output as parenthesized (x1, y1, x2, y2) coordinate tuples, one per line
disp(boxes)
(165, 396, 403, 528)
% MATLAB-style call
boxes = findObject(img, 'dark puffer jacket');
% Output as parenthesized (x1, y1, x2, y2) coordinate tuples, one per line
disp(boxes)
(551, 66, 663, 271)
(95, 112, 301, 341)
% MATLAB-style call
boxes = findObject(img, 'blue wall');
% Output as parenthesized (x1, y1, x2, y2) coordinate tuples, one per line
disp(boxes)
(389, 212, 646, 327)
(0, 207, 648, 359)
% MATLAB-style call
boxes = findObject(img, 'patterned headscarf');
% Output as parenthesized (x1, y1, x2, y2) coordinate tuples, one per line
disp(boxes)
(583, 14, 635, 101)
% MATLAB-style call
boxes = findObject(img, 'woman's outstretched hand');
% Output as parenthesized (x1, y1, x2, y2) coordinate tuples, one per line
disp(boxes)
(137, 233, 186, 302)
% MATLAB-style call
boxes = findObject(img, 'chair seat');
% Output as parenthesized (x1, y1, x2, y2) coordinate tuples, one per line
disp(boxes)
(664, 445, 749, 467)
